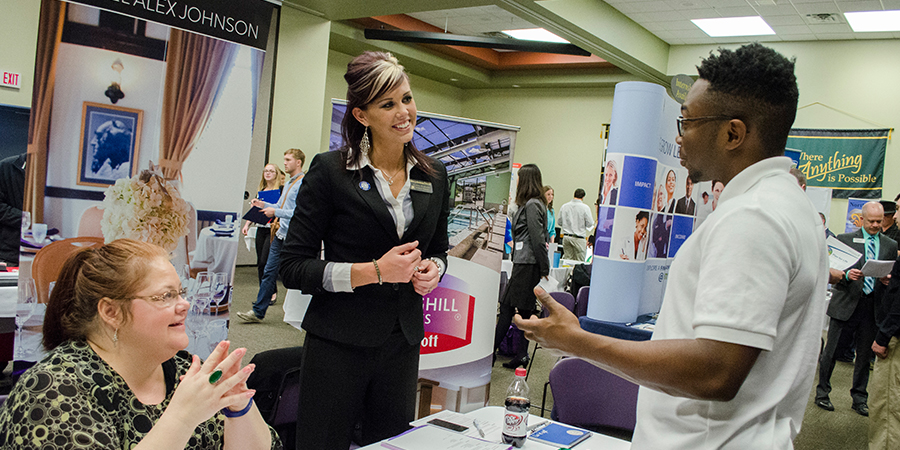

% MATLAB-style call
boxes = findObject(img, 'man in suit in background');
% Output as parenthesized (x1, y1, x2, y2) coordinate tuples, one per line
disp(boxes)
(674, 176, 695, 215)
(816, 201, 898, 416)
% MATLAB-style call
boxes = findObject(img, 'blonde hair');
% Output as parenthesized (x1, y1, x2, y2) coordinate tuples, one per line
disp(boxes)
(257, 164, 284, 192)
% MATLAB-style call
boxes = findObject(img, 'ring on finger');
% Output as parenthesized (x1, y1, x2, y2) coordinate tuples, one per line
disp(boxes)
(208, 369, 224, 384)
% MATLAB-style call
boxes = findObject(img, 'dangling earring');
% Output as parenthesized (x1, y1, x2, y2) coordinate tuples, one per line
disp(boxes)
(359, 126, 370, 156)
(113, 328, 118, 347)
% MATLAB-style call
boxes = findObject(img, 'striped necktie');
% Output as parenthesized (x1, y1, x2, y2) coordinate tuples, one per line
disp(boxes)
(864, 236, 876, 294)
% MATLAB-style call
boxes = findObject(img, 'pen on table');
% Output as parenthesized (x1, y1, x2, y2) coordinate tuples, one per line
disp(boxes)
(526, 420, 548, 432)
(472, 419, 486, 438)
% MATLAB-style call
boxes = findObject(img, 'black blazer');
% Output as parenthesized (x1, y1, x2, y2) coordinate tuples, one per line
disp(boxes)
(279, 151, 450, 347)
(828, 229, 898, 321)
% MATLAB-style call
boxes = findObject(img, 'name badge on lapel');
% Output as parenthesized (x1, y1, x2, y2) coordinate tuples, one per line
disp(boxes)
(853, 238, 865, 244)
(410, 180, 433, 193)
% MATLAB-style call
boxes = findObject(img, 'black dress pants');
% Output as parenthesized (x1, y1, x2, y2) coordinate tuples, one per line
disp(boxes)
(817, 292, 877, 406)
(296, 329, 419, 450)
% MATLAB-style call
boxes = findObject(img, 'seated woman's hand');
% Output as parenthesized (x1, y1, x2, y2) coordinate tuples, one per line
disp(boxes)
(168, 341, 256, 426)
(378, 241, 422, 284)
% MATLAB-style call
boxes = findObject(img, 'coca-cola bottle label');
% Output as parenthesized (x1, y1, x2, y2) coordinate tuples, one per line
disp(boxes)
(504, 412, 527, 437)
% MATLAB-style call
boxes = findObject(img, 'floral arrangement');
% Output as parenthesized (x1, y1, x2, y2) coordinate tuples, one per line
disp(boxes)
(100, 164, 191, 254)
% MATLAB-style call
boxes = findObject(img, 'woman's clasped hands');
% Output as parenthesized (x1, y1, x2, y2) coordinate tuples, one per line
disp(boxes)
(376, 241, 440, 295)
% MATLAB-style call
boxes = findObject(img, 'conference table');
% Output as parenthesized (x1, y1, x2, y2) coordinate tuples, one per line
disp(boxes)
(358, 406, 631, 449)
(190, 225, 240, 284)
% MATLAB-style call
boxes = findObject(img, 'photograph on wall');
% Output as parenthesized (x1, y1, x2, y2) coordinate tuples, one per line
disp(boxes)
(598, 154, 623, 206)
(77, 102, 142, 187)
(610, 206, 650, 262)
(13, 0, 275, 364)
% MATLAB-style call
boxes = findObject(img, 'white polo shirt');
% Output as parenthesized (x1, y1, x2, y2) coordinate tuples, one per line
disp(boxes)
(632, 157, 828, 449)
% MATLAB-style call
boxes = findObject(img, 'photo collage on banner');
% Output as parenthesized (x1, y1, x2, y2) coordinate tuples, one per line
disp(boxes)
(11, 0, 275, 363)
(330, 102, 518, 413)
(589, 82, 696, 322)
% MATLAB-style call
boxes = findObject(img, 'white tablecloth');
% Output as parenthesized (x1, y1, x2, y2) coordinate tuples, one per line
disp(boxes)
(191, 226, 239, 283)
(358, 406, 631, 449)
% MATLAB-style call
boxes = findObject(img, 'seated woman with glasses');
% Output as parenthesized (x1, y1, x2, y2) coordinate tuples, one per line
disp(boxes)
(0, 239, 279, 449)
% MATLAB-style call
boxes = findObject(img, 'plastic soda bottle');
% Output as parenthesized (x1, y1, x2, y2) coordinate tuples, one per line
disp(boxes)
(502, 367, 530, 447)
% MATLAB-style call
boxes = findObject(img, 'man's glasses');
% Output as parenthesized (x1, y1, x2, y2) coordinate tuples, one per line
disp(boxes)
(676, 115, 733, 137)
(135, 287, 187, 308)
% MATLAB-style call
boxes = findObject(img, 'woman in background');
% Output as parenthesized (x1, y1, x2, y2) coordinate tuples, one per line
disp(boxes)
(279, 51, 449, 450)
(664, 169, 677, 213)
(543, 185, 556, 243)
(0, 239, 277, 449)
(242, 163, 285, 305)
(493, 164, 549, 369)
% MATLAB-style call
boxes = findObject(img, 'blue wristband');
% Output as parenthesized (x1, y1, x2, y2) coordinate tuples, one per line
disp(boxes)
(221, 398, 253, 418)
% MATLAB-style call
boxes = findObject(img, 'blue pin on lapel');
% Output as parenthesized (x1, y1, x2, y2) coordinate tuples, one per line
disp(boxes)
(359, 181, 371, 191)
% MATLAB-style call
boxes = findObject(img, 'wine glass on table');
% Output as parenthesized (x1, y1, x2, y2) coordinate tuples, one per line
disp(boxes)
(185, 304, 206, 353)
(193, 271, 212, 311)
(31, 223, 47, 245)
(21, 211, 31, 238)
(15, 279, 37, 359)
(211, 272, 229, 309)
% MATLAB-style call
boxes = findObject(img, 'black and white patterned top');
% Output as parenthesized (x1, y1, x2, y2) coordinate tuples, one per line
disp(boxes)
(0, 340, 282, 449)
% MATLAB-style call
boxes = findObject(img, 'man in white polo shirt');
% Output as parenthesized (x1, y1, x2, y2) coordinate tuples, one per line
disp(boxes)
(516, 43, 827, 449)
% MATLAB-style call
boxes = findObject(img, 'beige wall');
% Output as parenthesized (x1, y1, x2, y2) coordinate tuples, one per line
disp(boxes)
(461, 87, 615, 212)
(268, 7, 331, 166)
(0, 0, 40, 107)
(668, 40, 900, 229)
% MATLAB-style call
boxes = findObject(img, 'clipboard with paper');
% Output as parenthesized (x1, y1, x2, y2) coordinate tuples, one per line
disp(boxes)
(826, 236, 862, 271)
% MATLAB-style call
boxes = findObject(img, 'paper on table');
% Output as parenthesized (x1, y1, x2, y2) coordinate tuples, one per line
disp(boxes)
(827, 236, 862, 271)
(381, 425, 511, 450)
(410, 410, 501, 440)
(861, 259, 895, 278)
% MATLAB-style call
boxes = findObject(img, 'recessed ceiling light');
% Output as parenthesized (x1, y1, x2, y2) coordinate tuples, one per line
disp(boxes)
(845, 10, 900, 32)
(691, 16, 775, 37)
(501, 28, 569, 43)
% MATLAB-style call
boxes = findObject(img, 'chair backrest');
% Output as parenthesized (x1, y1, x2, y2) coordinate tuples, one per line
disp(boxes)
(32, 237, 105, 304)
(77, 206, 104, 238)
(546, 291, 575, 318)
(575, 286, 590, 317)
(549, 357, 639, 432)
(270, 367, 301, 426)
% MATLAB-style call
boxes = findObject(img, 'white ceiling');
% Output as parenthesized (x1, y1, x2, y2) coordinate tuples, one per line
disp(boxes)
(408, 1, 900, 47)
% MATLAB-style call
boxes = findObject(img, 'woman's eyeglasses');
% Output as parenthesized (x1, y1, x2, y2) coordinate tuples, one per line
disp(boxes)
(135, 287, 188, 308)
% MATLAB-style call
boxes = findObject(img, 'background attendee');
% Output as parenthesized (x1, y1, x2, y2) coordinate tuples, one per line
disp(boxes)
(237, 149, 305, 323)
(816, 201, 896, 417)
(879, 199, 900, 245)
(710, 179, 724, 211)
(516, 43, 826, 449)
(674, 176, 695, 215)
(870, 250, 900, 449)
(543, 185, 556, 243)
(0, 153, 25, 266)
(0, 239, 276, 449)
(790, 167, 807, 190)
(242, 163, 285, 305)
(279, 51, 449, 450)
(493, 164, 548, 370)
(558, 188, 595, 261)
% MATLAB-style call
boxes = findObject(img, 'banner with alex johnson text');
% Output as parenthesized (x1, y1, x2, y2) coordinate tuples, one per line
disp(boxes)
(590, 82, 694, 322)
(13, 0, 275, 362)
(787, 129, 889, 199)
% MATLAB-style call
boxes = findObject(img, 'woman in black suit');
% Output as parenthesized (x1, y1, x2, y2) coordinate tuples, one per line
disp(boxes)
(279, 51, 449, 450)
(493, 164, 549, 369)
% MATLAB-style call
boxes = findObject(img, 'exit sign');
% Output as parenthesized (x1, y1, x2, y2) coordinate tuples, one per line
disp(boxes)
(2, 71, 21, 89)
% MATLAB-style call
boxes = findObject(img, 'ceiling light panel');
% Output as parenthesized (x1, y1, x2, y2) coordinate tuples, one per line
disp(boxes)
(691, 16, 776, 37)
(501, 28, 570, 43)
(845, 10, 900, 32)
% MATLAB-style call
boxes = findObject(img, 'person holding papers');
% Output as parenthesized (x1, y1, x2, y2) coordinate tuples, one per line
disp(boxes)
(242, 163, 284, 304)
(816, 201, 897, 416)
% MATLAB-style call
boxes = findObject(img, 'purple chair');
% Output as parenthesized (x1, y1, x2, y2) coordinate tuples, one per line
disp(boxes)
(575, 286, 589, 317)
(548, 357, 638, 432)
(525, 291, 575, 380)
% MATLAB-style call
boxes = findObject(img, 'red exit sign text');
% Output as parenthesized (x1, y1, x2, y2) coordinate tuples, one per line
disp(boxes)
(2, 72, 21, 89)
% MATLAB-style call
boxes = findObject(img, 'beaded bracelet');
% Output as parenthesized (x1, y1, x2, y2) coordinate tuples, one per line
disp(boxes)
(221, 398, 253, 418)
(372, 259, 383, 285)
